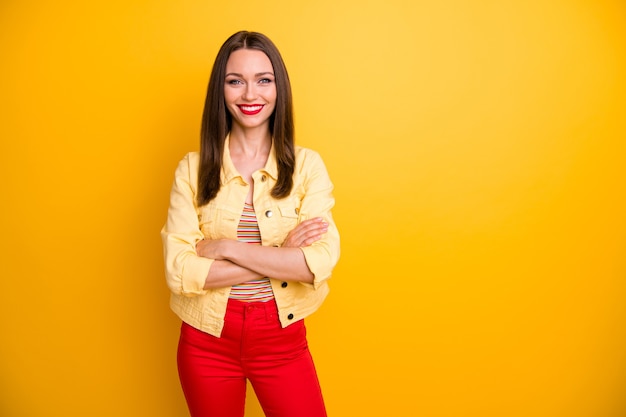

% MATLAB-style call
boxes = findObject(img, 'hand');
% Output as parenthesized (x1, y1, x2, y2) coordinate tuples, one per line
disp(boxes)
(196, 238, 228, 259)
(283, 217, 328, 248)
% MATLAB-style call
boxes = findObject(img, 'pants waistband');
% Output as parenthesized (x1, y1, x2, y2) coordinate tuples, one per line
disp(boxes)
(225, 298, 278, 321)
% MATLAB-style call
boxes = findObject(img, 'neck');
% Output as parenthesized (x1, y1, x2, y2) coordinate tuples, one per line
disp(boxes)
(229, 125, 272, 158)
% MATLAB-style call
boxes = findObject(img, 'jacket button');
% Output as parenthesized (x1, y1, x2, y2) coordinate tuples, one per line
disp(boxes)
(295, 208, 299, 215)
(281, 282, 288, 288)
(265, 210, 273, 218)
(288, 313, 294, 320)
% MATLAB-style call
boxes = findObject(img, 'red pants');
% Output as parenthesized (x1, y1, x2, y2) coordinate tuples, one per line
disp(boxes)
(177, 298, 327, 417)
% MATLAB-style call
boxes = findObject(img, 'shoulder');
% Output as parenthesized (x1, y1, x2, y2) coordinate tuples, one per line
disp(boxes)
(171, 152, 200, 194)
(174, 152, 200, 175)
(294, 146, 325, 170)
(293, 146, 332, 184)
(295, 145, 320, 158)
(183, 151, 200, 165)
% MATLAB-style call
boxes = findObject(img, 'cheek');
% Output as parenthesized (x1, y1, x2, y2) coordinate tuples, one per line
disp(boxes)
(223, 89, 237, 104)
(267, 90, 277, 111)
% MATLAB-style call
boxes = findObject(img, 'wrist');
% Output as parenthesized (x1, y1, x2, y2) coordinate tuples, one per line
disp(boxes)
(221, 239, 236, 261)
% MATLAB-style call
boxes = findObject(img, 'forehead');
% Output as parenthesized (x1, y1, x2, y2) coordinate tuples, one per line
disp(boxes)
(225, 49, 274, 73)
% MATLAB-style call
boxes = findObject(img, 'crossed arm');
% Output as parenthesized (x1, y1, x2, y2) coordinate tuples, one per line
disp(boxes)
(196, 217, 328, 289)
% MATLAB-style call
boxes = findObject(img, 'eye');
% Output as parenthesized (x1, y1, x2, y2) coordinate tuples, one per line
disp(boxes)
(258, 78, 273, 84)
(227, 79, 243, 85)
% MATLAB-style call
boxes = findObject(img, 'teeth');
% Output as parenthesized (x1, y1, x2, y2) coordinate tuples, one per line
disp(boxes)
(241, 105, 262, 111)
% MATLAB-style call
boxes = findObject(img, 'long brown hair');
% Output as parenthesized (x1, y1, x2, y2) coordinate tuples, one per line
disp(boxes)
(197, 31, 295, 206)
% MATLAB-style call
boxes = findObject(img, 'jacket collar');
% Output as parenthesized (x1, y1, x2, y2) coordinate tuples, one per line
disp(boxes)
(222, 135, 278, 183)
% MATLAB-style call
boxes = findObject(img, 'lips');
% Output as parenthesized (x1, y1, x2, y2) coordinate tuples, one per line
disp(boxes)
(237, 104, 264, 115)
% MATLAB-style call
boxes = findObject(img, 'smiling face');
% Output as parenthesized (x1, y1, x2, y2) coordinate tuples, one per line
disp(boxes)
(224, 49, 277, 135)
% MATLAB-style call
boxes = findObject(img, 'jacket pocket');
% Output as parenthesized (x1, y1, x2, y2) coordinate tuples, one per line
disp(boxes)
(276, 198, 304, 236)
(198, 202, 240, 239)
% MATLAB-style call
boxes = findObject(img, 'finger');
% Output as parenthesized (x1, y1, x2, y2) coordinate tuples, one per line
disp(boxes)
(286, 222, 316, 241)
(294, 217, 324, 230)
(296, 219, 328, 234)
(284, 218, 328, 247)
(290, 225, 327, 245)
(298, 226, 329, 246)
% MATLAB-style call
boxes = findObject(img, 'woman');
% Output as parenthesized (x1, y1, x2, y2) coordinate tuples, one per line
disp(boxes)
(161, 31, 340, 417)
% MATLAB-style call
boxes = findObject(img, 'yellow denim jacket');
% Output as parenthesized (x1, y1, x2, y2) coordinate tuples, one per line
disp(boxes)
(161, 137, 340, 337)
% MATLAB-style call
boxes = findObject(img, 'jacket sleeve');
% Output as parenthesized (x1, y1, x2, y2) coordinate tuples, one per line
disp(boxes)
(161, 153, 212, 296)
(297, 150, 341, 289)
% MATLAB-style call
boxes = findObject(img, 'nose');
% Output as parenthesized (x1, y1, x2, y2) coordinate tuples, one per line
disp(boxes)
(242, 83, 257, 101)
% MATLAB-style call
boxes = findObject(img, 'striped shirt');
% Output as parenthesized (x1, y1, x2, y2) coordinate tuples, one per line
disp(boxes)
(229, 203, 275, 302)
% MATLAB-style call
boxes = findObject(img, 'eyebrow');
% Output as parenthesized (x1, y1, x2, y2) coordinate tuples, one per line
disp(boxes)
(225, 72, 275, 78)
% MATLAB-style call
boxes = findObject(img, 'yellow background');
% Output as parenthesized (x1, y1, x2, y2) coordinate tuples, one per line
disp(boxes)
(1, 1, 625, 416)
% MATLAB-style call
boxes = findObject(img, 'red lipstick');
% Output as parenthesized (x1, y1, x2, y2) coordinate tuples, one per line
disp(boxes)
(237, 104, 264, 115)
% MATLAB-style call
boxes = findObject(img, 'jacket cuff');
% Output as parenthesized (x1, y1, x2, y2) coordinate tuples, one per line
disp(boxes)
(300, 246, 332, 290)
(180, 256, 213, 296)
